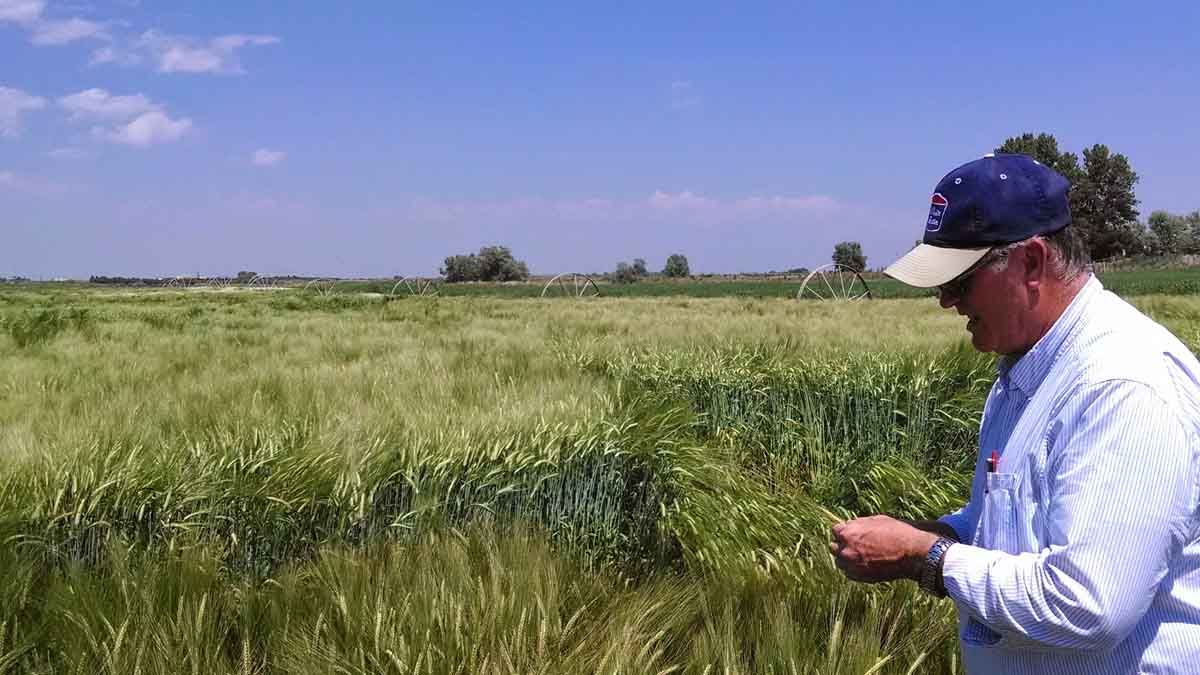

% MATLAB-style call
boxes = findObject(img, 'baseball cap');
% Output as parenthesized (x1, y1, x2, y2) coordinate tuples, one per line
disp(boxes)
(884, 153, 1072, 287)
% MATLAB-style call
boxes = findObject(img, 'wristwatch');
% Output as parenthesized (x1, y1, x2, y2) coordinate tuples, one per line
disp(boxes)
(919, 537, 955, 597)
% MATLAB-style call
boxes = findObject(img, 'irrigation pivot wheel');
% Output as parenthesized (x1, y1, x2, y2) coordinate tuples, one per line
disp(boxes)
(302, 278, 338, 297)
(797, 264, 872, 301)
(389, 276, 440, 297)
(540, 273, 601, 298)
(247, 274, 276, 289)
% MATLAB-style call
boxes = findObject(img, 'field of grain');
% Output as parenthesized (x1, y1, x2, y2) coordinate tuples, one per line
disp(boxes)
(1, 285, 1197, 673)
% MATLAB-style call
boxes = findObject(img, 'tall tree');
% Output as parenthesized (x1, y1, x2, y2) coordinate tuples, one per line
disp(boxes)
(663, 253, 690, 277)
(440, 254, 481, 282)
(440, 245, 530, 282)
(1074, 144, 1140, 260)
(832, 241, 867, 271)
(476, 245, 530, 281)
(1185, 211, 1200, 254)
(613, 261, 638, 284)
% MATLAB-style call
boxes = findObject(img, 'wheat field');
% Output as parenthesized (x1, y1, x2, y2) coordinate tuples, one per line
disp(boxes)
(1, 286, 1197, 673)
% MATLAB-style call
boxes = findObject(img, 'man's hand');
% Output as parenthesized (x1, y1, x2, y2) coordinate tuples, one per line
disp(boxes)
(830, 515, 940, 583)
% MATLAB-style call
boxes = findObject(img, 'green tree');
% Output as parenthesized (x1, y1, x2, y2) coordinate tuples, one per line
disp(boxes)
(613, 258, 649, 283)
(663, 253, 690, 277)
(1148, 211, 1193, 256)
(1075, 144, 1140, 260)
(440, 246, 530, 282)
(1186, 211, 1200, 254)
(613, 261, 638, 284)
(832, 241, 867, 271)
(440, 254, 481, 282)
(476, 245, 530, 281)
(1105, 221, 1152, 258)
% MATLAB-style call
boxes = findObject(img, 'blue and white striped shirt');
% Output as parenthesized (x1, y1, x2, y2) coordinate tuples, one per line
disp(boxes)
(939, 276, 1200, 674)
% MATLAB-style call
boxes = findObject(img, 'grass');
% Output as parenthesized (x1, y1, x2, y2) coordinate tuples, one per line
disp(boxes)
(0, 283, 1197, 672)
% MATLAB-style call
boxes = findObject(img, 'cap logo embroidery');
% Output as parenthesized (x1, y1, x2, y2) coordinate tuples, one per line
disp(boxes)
(926, 193, 949, 232)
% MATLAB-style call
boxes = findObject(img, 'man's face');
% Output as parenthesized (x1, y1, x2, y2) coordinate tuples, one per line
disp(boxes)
(938, 250, 1032, 355)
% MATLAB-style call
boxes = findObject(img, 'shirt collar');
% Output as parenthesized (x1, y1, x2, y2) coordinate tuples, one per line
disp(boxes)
(997, 274, 1101, 398)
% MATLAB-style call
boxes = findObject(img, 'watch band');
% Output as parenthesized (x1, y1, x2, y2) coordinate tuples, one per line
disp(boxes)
(919, 537, 955, 597)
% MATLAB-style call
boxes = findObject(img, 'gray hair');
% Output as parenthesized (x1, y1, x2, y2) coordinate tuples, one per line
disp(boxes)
(986, 225, 1091, 281)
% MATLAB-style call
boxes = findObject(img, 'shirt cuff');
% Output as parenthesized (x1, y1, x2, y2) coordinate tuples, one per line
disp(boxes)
(941, 541, 1008, 603)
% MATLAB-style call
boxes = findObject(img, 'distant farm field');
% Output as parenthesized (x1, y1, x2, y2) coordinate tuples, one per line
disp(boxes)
(314, 266, 1200, 299)
(1, 283, 1197, 673)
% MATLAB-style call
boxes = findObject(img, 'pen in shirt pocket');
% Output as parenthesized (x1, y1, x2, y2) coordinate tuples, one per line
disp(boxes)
(984, 451, 998, 493)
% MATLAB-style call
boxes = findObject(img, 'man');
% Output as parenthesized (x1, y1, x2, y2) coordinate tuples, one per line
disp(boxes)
(830, 153, 1200, 673)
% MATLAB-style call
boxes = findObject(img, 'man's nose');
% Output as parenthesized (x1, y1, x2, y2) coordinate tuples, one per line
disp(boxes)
(938, 289, 958, 309)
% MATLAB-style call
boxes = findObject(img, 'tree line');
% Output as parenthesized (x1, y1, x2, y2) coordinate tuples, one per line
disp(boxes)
(439, 246, 694, 283)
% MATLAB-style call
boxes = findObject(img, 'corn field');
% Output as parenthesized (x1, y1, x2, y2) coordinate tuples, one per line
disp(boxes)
(1, 286, 1197, 673)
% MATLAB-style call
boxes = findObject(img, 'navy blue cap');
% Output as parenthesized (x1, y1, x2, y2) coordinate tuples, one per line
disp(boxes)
(923, 153, 1071, 247)
(885, 153, 1073, 287)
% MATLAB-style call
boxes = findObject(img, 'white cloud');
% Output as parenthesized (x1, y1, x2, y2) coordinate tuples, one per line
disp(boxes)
(47, 146, 90, 159)
(252, 148, 286, 166)
(98, 110, 192, 146)
(733, 195, 838, 210)
(59, 88, 159, 120)
(649, 189, 717, 210)
(89, 45, 140, 66)
(0, 168, 69, 195)
(0, 0, 44, 24)
(29, 16, 107, 45)
(58, 88, 191, 147)
(135, 29, 280, 74)
(0, 85, 47, 137)
(1, 1, 109, 46)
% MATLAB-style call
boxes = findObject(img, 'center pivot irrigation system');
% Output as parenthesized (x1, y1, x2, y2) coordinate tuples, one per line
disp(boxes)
(297, 277, 441, 297)
(153, 268, 874, 301)
(540, 273, 601, 298)
(796, 264, 873, 301)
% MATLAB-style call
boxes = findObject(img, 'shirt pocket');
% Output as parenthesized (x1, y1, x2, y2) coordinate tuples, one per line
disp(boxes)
(974, 472, 1020, 554)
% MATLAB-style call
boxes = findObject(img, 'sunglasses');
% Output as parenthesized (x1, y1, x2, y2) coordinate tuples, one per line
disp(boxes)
(937, 247, 1006, 299)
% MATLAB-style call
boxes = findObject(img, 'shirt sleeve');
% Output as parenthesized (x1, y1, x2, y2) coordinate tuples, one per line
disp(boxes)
(941, 380, 1197, 652)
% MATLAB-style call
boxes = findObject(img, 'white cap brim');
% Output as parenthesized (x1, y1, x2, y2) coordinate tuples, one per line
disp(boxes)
(884, 244, 992, 288)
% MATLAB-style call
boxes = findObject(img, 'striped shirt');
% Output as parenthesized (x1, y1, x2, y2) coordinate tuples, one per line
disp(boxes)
(938, 275, 1200, 674)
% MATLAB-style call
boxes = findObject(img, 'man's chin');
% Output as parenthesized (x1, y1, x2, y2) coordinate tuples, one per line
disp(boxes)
(968, 332, 995, 354)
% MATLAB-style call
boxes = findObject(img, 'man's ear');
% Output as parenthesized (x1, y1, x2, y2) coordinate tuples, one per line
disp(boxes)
(1023, 238, 1051, 290)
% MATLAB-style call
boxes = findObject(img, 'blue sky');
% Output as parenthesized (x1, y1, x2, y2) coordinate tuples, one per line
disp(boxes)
(3, 1, 1198, 279)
